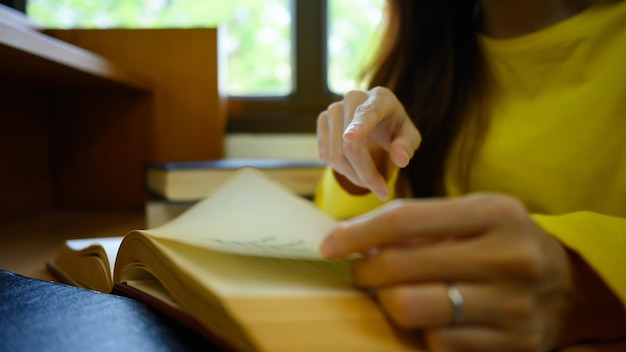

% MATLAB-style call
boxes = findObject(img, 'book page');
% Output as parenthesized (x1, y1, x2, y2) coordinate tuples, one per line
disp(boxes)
(140, 168, 338, 260)
(66, 236, 124, 277)
(129, 236, 356, 298)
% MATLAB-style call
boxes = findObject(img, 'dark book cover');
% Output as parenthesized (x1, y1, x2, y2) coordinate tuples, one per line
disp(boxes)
(0, 270, 224, 352)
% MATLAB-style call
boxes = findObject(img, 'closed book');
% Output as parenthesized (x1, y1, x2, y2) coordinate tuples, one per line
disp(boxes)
(144, 158, 326, 202)
(47, 168, 424, 351)
(0, 270, 218, 351)
(145, 198, 195, 228)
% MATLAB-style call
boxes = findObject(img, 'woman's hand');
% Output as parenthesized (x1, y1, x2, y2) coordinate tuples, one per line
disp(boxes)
(320, 193, 577, 352)
(316, 87, 421, 200)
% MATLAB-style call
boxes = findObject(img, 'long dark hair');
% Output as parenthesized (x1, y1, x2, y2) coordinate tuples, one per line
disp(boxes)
(364, 0, 489, 197)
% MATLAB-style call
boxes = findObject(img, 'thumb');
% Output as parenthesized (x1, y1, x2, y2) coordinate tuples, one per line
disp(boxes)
(388, 120, 421, 168)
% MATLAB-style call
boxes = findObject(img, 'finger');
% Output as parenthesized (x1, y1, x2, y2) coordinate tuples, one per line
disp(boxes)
(325, 101, 361, 183)
(351, 243, 497, 285)
(376, 283, 453, 328)
(362, 89, 420, 168)
(353, 228, 548, 286)
(342, 89, 370, 145)
(342, 140, 389, 199)
(321, 194, 520, 259)
(316, 110, 330, 161)
(375, 282, 519, 329)
(426, 326, 512, 352)
(342, 89, 370, 117)
(346, 86, 419, 169)
(343, 86, 405, 144)
(387, 118, 421, 168)
(340, 90, 388, 197)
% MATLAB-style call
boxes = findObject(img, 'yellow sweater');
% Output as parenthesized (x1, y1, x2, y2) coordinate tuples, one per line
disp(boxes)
(315, 1, 626, 304)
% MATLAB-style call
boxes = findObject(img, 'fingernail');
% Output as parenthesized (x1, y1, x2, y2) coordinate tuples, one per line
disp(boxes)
(397, 151, 410, 167)
(320, 236, 338, 258)
(343, 124, 360, 141)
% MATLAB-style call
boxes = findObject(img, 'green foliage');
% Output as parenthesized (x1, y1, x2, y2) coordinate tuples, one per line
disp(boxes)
(328, 0, 384, 93)
(27, 0, 383, 96)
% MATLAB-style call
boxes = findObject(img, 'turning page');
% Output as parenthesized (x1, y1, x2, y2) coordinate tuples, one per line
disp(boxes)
(138, 168, 338, 260)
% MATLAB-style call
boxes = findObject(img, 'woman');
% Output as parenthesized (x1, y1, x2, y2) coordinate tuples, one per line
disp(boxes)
(315, 0, 626, 351)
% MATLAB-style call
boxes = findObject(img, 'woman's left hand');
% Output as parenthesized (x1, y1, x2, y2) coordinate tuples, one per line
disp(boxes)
(320, 193, 575, 352)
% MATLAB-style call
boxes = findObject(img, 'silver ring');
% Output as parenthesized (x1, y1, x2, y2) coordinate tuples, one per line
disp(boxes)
(447, 283, 465, 325)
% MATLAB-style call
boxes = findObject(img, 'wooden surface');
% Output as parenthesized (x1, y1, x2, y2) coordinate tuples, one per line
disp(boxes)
(0, 7, 153, 220)
(0, 210, 144, 281)
(0, 18, 151, 92)
(44, 28, 226, 209)
(1, 5, 226, 217)
(0, 87, 51, 222)
(45, 28, 226, 162)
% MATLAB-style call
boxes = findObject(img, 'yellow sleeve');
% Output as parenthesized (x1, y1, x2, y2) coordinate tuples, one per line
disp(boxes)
(314, 167, 399, 220)
(531, 212, 626, 305)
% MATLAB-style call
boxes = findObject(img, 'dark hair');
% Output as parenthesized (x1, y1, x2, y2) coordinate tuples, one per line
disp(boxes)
(364, 0, 488, 197)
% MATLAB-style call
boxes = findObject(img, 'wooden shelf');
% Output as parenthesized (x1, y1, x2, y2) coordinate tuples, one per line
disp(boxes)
(0, 3, 225, 223)
(0, 18, 152, 92)
(0, 210, 145, 281)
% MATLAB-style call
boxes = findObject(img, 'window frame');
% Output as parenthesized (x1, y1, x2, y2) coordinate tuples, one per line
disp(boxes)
(16, 0, 341, 133)
(1, 0, 25, 12)
(227, 0, 341, 133)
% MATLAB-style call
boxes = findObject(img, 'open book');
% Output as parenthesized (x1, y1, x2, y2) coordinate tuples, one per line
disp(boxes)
(47, 168, 423, 351)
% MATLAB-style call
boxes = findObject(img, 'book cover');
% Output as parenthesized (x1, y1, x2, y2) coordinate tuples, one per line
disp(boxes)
(0, 270, 218, 351)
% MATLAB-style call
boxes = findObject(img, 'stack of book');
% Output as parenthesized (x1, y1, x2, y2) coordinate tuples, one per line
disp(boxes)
(144, 158, 327, 227)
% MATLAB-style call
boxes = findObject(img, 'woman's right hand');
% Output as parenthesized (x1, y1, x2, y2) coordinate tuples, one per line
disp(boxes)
(316, 87, 422, 200)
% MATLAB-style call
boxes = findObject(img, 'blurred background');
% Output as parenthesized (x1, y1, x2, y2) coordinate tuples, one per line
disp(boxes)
(0, 0, 385, 286)
(27, 0, 384, 98)
(20, 0, 386, 158)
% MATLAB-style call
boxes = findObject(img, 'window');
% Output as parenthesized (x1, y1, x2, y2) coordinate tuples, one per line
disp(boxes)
(27, 0, 292, 96)
(327, 0, 384, 93)
(25, 0, 384, 132)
